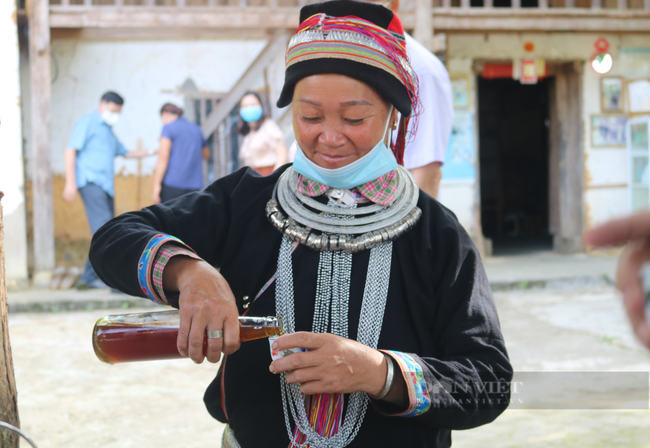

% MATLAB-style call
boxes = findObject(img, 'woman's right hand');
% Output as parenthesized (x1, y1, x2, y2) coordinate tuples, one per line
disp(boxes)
(584, 212, 650, 350)
(163, 256, 241, 363)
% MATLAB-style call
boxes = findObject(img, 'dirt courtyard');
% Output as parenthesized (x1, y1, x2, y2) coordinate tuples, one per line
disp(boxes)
(7, 283, 650, 447)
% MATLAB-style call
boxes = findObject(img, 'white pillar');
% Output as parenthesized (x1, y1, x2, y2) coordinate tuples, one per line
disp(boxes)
(0, 0, 29, 288)
(28, 0, 55, 277)
(413, 0, 433, 51)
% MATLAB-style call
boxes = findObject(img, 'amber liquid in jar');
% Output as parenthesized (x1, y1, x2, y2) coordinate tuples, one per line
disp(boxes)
(92, 310, 284, 364)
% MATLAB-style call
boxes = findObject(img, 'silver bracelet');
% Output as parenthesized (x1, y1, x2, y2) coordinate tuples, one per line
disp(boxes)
(369, 352, 395, 401)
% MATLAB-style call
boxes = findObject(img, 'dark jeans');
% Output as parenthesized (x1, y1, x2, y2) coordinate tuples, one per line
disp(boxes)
(79, 183, 115, 284)
(161, 183, 199, 203)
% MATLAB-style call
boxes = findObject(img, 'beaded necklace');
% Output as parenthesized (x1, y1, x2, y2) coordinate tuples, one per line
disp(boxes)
(270, 167, 420, 448)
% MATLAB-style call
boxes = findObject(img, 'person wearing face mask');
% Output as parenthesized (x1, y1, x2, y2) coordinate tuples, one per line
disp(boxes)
(89, 3, 511, 446)
(63, 91, 152, 290)
(151, 103, 210, 204)
(286, 0, 453, 199)
(237, 91, 288, 176)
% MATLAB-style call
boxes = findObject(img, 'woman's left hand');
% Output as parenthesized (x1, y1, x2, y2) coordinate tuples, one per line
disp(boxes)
(269, 332, 387, 396)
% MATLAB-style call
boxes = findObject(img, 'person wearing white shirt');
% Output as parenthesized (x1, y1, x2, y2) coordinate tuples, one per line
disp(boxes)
(400, 31, 453, 199)
(360, 0, 453, 198)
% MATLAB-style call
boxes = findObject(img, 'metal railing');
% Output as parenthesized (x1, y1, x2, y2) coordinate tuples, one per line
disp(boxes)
(47, 0, 650, 10)
(48, 0, 313, 7)
(0, 421, 39, 448)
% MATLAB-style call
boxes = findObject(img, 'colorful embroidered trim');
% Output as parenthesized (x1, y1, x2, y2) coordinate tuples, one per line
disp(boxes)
(152, 245, 201, 305)
(357, 170, 398, 205)
(287, 41, 404, 86)
(291, 393, 344, 447)
(296, 174, 330, 198)
(296, 170, 398, 206)
(137, 234, 192, 305)
(289, 15, 414, 89)
(381, 350, 431, 417)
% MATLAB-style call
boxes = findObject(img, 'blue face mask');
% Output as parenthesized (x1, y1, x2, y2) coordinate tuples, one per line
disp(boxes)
(293, 108, 397, 190)
(240, 105, 263, 123)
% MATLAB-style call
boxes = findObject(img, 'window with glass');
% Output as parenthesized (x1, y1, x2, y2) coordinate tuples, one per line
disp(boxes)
(629, 116, 650, 212)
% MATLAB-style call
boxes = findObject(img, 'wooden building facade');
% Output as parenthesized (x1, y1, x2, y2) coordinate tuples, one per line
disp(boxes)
(3, 0, 650, 284)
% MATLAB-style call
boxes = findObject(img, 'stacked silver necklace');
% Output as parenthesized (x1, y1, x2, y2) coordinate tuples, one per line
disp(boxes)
(267, 167, 422, 253)
(271, 166, 421, 448)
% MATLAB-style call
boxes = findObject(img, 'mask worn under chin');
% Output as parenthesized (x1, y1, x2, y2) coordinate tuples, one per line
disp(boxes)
(101, 111, 120, 126)
(293, 107, 397, 190)
(240, 105, 263, 123)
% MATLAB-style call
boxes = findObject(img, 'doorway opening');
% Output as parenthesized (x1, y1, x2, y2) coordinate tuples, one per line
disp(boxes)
(478, 77, 552, 255)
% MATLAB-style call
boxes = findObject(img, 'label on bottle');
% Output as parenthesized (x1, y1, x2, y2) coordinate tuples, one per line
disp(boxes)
(269, 336, 308, 361)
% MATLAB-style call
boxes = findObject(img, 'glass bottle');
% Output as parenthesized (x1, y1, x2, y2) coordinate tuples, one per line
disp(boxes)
(92, 310, 284, 364)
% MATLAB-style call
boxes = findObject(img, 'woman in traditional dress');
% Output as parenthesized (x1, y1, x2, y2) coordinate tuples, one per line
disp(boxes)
(90, 1, 512, 447)
(237, 91, 288, 176)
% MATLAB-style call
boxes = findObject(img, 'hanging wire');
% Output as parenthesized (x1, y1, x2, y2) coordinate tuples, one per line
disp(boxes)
(0, 421, 39, 448)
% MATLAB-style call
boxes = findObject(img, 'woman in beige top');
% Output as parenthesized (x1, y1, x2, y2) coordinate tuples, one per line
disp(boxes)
(237, 92, 288, 176)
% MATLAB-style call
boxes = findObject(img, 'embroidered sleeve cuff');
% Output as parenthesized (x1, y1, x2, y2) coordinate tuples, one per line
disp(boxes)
(137, 234, 199, 305)
(152, 245, 201, 305)
(377, 350, 431, 417)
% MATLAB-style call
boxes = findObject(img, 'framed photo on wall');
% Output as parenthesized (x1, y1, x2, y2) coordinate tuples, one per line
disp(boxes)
(591, 114, 627, 147)
(600, 77, 623, 112)
(627, 79, 650, 114)
(450, 74, 470, 109)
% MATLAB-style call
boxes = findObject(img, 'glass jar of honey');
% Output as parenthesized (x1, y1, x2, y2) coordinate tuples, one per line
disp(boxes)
(92, 310, 284, 364)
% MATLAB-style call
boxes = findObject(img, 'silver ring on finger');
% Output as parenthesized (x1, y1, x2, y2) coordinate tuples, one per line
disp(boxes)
(207, 330, 224, 339)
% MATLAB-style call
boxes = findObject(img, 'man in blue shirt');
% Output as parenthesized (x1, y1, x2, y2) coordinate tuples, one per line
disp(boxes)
(151, 103, 209, 203)
(63, 91, 152, 289)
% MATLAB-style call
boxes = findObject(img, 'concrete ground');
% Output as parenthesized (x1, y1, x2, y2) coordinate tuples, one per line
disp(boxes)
(7, 252, 650, 447)
(453, 283, 650, 448)
(483, 250, 619, 288)
(8, 308, 225, 448)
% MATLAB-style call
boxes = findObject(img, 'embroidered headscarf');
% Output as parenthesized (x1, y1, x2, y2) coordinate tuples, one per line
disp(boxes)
(276, 0, 420, 165)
